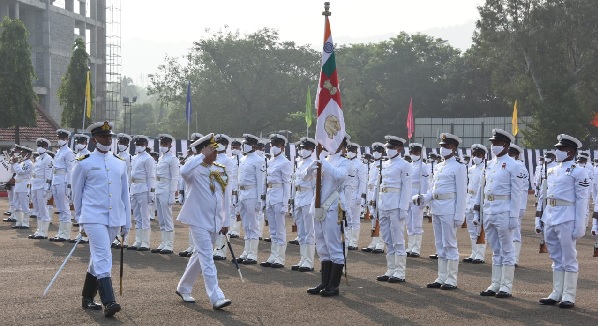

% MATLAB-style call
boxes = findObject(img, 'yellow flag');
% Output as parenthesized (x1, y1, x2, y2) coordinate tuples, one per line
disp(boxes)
(512, 100, 518, 136)
(85, 71, 91, 118)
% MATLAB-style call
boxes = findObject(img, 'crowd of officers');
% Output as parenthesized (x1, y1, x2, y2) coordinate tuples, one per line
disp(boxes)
(2, 125, 596, 314)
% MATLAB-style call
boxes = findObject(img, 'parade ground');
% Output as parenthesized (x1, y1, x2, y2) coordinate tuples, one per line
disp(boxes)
(1, 196, 597, 326)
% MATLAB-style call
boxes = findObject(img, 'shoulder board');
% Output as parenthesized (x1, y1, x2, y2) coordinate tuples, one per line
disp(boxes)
(113, 153, 124, 161)
(76, 154, 90, 161)
(214, 162, 226, 169)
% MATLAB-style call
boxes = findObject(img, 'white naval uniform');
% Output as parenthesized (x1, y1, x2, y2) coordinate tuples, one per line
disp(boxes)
(365, 159, 385, 251)
(52, 144, 75, 239)
(293, 155, 317, 269)
(130, 151, 157, 248)
(421, 156, 467, 287)
(464, 162, 485, 260)
(237, 152, 265, 261)
(176, 154, 231, 306)
(11, 158, 33, 227)
(30, 153, 53, 236)
(477, 154, 524, 295)
(313, 152, 349, 264)
(213, 152, 237, 259)
(155, 150, 180, 251)
(72, 151, 131, 279)
(378, 155, 412, 280)
(537, 160, 589, 304)
(117, 149, 132, 182)
(344, 156, 367, 248)
(406, 158, 430, 255)
(263, 152, 292, 265)
(228, 153, 242, 237)
(513, 159, 529, 264)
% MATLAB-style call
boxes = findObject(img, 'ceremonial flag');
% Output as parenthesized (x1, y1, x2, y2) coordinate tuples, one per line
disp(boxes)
(85, 71, 91, 118)
(305, 86, 313, 129)
(512, 100, 519, 136)
(185, 81, 192, 125)
(406, 97, 414, 139)
(315, 14, 345, 153)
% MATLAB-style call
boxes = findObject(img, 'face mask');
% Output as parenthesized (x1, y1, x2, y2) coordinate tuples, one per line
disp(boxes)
(37, 147, 47, 154)
(57, 139, 67, 146)
(256, 150, 264, 157)
(346, 152, 356, 159)
(373, 152, 382, 160)
(231, 149, 240, 156)
(135, 146, 146, 154)
(75, 144, 86, 151)
(386, 149, 398, 158)
(439, 147, 453, 157)
(271, 146, 282, 156)
(555, 149, 568, 162)
(216, 144, 226, 152)
(491, 145, 504, 156)
(410, 154, 420, 161)
(159, 146, 170, 154)
(242, 143, 253, 153)
(300, 149, 312, 158)
(96, 143, 111, 152)
(472, 157, 483, 165)
(118, 144, 128, 152)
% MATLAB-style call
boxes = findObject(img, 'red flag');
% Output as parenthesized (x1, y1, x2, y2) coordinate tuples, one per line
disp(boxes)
(591, 113, 598, 127)
(406, 97, 414, 139)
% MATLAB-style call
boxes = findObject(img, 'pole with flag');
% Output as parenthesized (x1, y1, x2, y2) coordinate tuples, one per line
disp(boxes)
(306, 85, 313, 137)
(406, 97, 414, 140)
(82, 70, 91, 129)
(186, 81, 192, 140)
(512, 100, 519, 143)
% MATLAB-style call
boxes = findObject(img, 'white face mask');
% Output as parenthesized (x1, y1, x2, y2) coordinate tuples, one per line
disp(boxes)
(300, 149, 312, 158)
(256, 150, 264, 157)
(439, 147, 453, 157)
(472, 156, 483, 165)
(75, 144, 86, 151)
(159, 146, 170, 154)
(242, 143, 253, 153)
(118, 144, 128, 152)
(216, 144, 226, 152)
(231, 149, 240, 156)
(373, 152, 382, 160)
(37, 147, 47, 154)
(96, 143, 112, 152)
(135, 146, 146, 154)
(555, 149, 568, 162)
(490, 145, 505, 156)
(410, 154, 420, 161)
(57, 139, 67, 146)
(386, 149, 398, 158)
(346, 152, 356, 159)
(271, 146, 282, 156)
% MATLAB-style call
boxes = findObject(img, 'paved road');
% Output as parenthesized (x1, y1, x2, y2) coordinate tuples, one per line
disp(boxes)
(1, 196, 597, 325)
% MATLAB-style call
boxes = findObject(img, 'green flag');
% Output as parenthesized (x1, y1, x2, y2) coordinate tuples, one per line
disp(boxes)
(305, 86, 313, 128)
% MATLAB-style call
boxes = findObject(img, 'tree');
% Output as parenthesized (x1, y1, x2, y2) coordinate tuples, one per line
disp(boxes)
(0, 17, 37, 144)
(58, 38, 93, 130)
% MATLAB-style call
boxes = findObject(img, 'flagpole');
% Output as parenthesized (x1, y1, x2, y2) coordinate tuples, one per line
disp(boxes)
(82, 97, 86, 130)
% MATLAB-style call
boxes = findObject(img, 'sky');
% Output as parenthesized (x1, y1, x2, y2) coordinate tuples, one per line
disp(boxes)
(120, 0, 486, 85)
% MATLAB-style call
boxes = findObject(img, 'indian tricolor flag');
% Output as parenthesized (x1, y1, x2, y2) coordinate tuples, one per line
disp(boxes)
(315, 14, 345, 153)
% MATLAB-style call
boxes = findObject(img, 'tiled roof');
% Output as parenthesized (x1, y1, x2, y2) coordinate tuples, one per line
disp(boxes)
(0, 102, 61, 142)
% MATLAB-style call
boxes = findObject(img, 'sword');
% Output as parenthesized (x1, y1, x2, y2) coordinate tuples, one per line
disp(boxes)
(226, 234, 245, 283)
(42, 234, 82, 297)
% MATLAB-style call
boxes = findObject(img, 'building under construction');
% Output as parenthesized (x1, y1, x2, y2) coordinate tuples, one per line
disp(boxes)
(0, 0, 121, 125)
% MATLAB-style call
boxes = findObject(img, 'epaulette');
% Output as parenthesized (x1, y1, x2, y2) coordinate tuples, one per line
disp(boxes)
(113, 153, 124, 161)
(214, 162, 226, 169)
(76, 154, 90, 161)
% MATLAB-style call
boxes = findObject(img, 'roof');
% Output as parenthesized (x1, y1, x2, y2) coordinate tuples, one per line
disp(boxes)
(0, 102, 61, 142)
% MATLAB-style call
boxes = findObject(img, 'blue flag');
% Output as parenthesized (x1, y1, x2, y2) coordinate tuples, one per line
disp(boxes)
(186, 81, 192, 124)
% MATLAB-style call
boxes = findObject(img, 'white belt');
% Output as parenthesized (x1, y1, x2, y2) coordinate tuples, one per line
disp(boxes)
(157, 176, 171, 181)
(296, 186, 314, 192)
(367, 185, 374, 190)
(53, 170, 66, 175)
(548, 199, 573, 206)
(239, 185, 256, 190)
(132, 178, 146, 184)
(267, 183, 282, 188)
(433, 192, 455, 200)
(485, 194, 510, 201)
(380, 186, 401, 193)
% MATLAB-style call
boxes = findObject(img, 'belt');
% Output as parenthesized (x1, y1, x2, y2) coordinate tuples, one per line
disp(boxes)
(380, 187, 401, 193)
(368, 185, 374, 190)
(157, 176, 171, 181)
(132, 178, 146, 184)
(467, 189, 475, 195)
(433, 192, 455, 200)
(53, 170, 66, 175)
(485, 194, 510, 201)
(267, 183, 282, 188)
(239, 185, 256, 190)
(296, 186, 314, 192)
(548, 199, 573, 206)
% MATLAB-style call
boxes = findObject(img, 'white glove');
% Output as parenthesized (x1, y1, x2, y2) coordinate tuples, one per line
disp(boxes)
(472, 212, 480, 226)
(412, 195, 422, 206)
(572, 226, 585, 240)
(318, 150, 329, 161)
(149, 192, 155, 204)
(121, 226, 130, 237)
(256, 200, 263, 213)
(66, 184, 72, 201)
(508, 217, 518, 230)
(399, 209, 408, 220)
(280, 205, 289, 213)
(534, 217, 542, 234)
(519, 209, 526, 219)
(168, 194, 176, 206)
(44, 189, 52, 200)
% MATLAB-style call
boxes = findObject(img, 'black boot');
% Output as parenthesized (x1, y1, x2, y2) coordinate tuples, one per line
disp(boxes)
(320, 263, 344, 297)
(97, 277, 121, 317)
(307, 261, 332, 295)
(81, 273, 102, 310)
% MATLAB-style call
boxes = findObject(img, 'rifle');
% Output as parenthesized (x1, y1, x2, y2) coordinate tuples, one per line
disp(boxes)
(338, 202, 348, 285)
(235, 154, 241, 221)
(289, 155, 298, 232)
(370, 157, 383, 237)
(263, 155, 269, 226)
(537, 159, 548, 253)
(475, 158, 487, 244)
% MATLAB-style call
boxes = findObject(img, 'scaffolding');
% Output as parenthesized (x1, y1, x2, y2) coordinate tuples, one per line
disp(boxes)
(105, 0, 121, 122)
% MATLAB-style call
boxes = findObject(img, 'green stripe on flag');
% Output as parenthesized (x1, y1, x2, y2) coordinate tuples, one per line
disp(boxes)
(322, 52, 336, 77)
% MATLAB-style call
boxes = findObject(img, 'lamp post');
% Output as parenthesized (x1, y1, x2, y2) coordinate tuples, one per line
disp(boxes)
(122, 96, 137, 134)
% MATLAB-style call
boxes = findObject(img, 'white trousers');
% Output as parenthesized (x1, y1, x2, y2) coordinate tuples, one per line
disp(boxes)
(156, 193, 174, 232)
(295, 204, 315, 245)
(31, 189, 50, 222)
(346, 198, 361, 230)
(379, 209, 406, 256)
(177, 226, 226, 305)
(239, 198, 259, 240)
(13, 191, 29, 213)
(52, 183, 71, 222)
(406, 203, 424, 235)
(465, 211, 479, 240)
(432, 214, 459, 261)
(315, 206, 344, 264)
(484, 212, 515, 266)
(84, 223, 119, 279)
(131, 192, 150, 230)
(265, 203, 286, 244)
(545, 221, 578, 272)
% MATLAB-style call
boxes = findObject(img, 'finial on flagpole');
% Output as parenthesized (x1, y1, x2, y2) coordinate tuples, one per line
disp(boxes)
(323, 2, 331, 16)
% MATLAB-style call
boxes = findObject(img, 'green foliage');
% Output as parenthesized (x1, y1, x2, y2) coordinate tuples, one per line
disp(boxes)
(0, 17, 37, 129)
(58, 38, 93, 129)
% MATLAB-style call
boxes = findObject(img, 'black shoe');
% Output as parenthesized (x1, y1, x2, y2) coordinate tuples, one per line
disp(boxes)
(127, 245, 138, 250)
(3, 212, 12, 216)
(19, 226, 30, 229)
(112, 244, 127, 249)
(406, 251, 411, 257)
(229, 234, 239, 238)
(558, 301, 575, 308)
(320, 263, 344, 297)
(150, 248, 162, 253)
(96, 277, 121, 317)
(52, 237, 68, 242)
(30, 215, 37, 219)
(260, 261, 272, 267)
(410, 253, 420, 258)
(289, 239, 299, 245)
(234, 257, 244, 263)
(307, 261, 332, 295)
(271, 263, 284, 268)
(137, 247, 150, 252)
(264, 238, 272, 242)
(179, 250, 191, 257)
(480, 290, 497, 296)
(82, 272, 102, 310)
(242, 259, 257, 265)
(160, 249, 173, 254)
(376, 275, 390, 282)
(11, 225, 20, 229)
(495, 291, 512, 298)
(441, 284, 457, 290)
(462, 257, 474, 263)
(299, 266, 314, 272)
(3, 217, 16, 222)
(213, 255, 226, 260)
(429, 254, 438, 259)
(388, 277, 405, 283)
(539, 298, 558, 305)
(472, 259, 485, 264)
(79, 239, 89, 244)
(186, 251, 192, 257)
(32, 235, 48, 239)
(68, 238, 77, 243)
(426, 282, 442, 289)
(347, 246, 358, 251)
(291, 264, 300, 271)
(361, 247, 373, 252)
(73, 222, 79, 227)
(371, 249, 384, 254)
